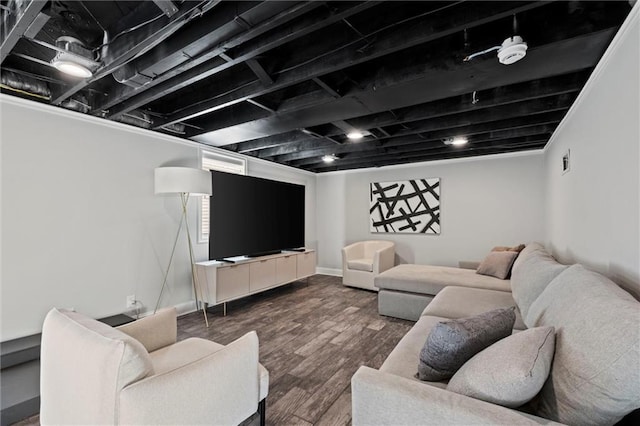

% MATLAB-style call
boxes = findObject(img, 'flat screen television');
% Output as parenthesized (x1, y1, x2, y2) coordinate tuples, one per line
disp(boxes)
(209, 171, 305, 260)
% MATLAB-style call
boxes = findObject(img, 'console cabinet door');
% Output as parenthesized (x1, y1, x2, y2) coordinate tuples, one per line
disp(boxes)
(276, 255, 297, 284)
(297, 251, 316, 278)
(217, 264, 250, 301)
(250, 259, 277, 292)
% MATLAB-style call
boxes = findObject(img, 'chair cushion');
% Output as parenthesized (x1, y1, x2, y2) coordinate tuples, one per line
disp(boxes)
(149, 337, 269, 401)
(476, 251, 519, 279)
(417, 308, 516, 381)
(150, 338, 224, 375)
(447, 326, 555, 408)
(348, 258, 374, 272)
(526, 265, 640, 425)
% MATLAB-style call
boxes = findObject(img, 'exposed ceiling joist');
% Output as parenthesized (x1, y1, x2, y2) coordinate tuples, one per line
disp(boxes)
(0, 0, 48, 64)
(50, 0, 220, 105)
(0, 0, 631, 172)
(155, 1, 550, 129)
(102, 1, 375, 119)
(229, 71, 588, 155)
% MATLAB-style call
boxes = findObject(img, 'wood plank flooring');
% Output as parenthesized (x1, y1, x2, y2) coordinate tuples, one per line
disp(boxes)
(179, 274, 413, 426)
(12, 275, 413, 426)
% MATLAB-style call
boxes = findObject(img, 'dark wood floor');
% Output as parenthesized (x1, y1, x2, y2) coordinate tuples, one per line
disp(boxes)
(180, 274, 413, 426)
(13, 275, 413, 426)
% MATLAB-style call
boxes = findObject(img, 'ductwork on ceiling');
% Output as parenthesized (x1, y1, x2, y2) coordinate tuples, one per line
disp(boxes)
(1, 70, 51, 99)
(1, 70, 187, 132)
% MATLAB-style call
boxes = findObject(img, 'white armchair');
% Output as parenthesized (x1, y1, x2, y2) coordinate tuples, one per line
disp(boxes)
(342, 240, 396, 291)
(40, 307, 268, 425)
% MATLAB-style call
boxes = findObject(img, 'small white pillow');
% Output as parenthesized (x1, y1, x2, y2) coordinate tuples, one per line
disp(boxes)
(447, 326, 555, 408)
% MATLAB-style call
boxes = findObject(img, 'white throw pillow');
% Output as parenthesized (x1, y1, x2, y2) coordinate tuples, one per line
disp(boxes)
(447, 326, 555, 408)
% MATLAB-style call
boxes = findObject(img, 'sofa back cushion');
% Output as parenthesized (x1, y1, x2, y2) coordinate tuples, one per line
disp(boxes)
(526, 265, 640, 426)
(510, 244, 568, 324)
(40, 308, 154, 424)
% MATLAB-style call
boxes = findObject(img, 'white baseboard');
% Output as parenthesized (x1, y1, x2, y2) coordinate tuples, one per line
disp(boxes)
(316, 267, 342, 277)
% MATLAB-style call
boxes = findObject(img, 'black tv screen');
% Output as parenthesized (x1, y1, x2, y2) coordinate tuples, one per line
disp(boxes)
(209, 171, 305, 260)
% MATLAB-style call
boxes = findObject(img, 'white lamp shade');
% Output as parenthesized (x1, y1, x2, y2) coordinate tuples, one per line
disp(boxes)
(154, 167, 212, 195)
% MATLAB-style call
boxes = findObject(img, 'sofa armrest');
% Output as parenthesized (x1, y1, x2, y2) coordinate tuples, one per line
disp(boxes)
(119, 331, 260, 425)
(117, 307, 177, 352)
(373, 245, 395, 274)
(352, 367, 562, 426)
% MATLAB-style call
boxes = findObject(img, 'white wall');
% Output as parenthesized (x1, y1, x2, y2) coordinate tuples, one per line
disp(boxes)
(0, 96, 316, 340)
(544, 5, 639, 299)
(316, 153, 546, 271)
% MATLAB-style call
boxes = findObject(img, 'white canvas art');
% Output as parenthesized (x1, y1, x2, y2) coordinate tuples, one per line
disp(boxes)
(370, 178, 440, 234)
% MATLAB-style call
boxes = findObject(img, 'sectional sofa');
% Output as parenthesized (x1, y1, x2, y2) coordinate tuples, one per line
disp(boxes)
(352, 243, 640, 425)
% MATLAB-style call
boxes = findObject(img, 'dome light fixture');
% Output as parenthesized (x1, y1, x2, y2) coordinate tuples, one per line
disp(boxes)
(346, 131, 364, 140)
(322, 154, 338, 163)
(51, 59, 93, 78)
(497, 36, 528, 65)
(50, 36, 97, 78)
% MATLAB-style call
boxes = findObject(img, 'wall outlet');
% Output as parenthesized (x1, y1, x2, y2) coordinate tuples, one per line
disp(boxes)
(126, 294, 136, 308)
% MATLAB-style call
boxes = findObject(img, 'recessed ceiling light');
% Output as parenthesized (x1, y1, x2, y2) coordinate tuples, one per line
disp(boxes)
(322, 154, 337, 163)
(443, 136, 468, 146)
(347, 131, 364, 140)
(52, 59, 93, 78)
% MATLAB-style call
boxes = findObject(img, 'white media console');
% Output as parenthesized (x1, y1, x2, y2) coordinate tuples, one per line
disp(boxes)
(195, 249, 316, 313)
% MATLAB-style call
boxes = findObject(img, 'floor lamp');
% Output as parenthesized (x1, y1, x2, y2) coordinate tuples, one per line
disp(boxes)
(154, 167, 212, 327)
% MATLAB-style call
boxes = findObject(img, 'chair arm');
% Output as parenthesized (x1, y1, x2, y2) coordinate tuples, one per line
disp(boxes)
(117, 307, 177, 352)
(119, 331, 260, 425)
(373, 245, 395, 274)
(352, 367, 562, 426)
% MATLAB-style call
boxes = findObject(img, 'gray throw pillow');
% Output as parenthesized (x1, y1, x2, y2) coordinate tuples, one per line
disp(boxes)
(417, 307, 516, 381)
(476, 251, 519, 279)
(447, 326, 556, 408)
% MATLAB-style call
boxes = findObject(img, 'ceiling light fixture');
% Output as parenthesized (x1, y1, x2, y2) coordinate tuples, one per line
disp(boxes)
(347, 131, 364, 140)
(443, 136, 468, 146)
(50, 36, 97, 78)
(322, 154, 338, 163)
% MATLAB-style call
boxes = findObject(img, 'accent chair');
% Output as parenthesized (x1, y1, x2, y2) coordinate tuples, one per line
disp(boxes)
(40, 307, 268, 425)
(342, 240, 396, 291)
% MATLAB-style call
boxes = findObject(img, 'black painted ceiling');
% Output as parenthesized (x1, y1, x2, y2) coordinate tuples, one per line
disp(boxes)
(0, 1, 633, 172)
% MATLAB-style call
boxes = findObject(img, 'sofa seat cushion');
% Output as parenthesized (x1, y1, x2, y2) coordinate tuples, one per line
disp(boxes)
(422, 286, 526, 330)
(375, 264, 511, 296)
(380, 315, 448, 389)
(347, 258, 374, 272)
(150, 338, 269, 401)
(526, 265, 640, 426)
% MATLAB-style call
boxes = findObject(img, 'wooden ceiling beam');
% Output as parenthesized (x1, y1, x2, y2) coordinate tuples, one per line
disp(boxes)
(155, 1, 549, 128)
(0, 0, 48, 64)
(279, 117, 561, 165)
(305, 139, 547, 173)
(260, 94, 573, 160)
(102, 1, 377, 119)
(226, 70, 588, 154)
(308, 136, 549, 172)
(50, 0, 219, 105)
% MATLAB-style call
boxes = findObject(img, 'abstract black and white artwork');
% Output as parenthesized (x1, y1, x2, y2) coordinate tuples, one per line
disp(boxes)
(370, 178, 440, 234)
